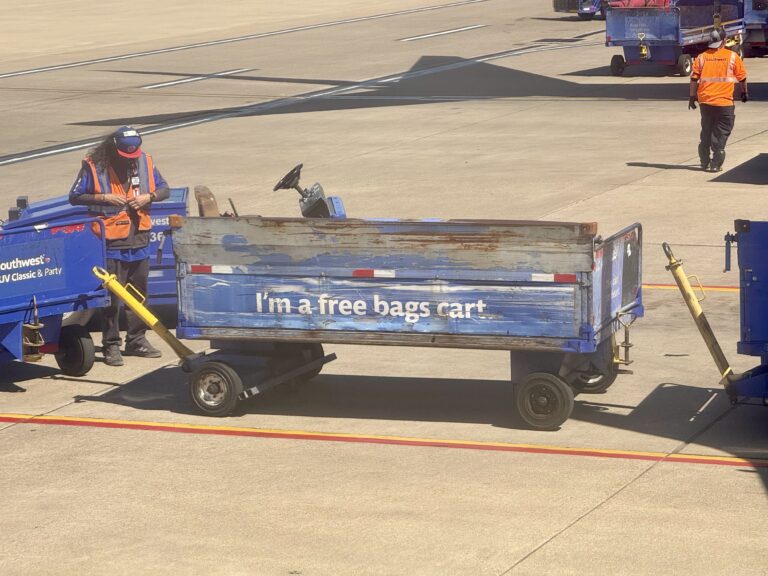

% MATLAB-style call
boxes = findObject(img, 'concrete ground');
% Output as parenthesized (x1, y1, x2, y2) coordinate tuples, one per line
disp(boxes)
(1, 1, 767, 574)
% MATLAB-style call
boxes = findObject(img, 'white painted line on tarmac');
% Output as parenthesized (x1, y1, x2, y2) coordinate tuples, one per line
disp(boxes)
(0, 40, 601, 167)
(689, 392, 719, 422)
(399, 24, 487, 42)
(0, 0, 488, 79)
(142, 68, 252, 89)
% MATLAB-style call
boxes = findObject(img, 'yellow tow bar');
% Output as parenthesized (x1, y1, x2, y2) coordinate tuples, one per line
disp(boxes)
(92, 266, 197, 362)
(662, 243, 734, 389)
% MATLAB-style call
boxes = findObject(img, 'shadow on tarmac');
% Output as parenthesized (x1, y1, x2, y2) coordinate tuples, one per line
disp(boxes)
(528, 16, 591, 22)
(0, 362, 59, 392)
(71, 55, 708, 133)
(627, 161, 704, 171)
(73, 364, 768, 462)
(628, 154, 768, 182)
(711, 153, 768, 185)
(565, 64, 684, 77)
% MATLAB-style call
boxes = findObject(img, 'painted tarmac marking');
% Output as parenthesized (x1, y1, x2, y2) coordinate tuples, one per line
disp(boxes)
(399, 24, 487, 42)
(689, 392, 719, 422)
(0, 0, 488, 80)
(0, 40, 602, 167)
(1, 413, 766, 468)
(141, 68, 253, 90)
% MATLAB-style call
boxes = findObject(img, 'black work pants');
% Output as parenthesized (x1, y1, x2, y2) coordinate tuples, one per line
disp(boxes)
(103, 257, 150, 350)
(698, 104, 735, 168)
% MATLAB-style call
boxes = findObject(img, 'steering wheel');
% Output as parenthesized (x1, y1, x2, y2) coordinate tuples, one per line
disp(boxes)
(273, 163, 303, 191)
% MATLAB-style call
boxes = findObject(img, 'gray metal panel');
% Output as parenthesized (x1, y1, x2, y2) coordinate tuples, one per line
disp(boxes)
(190, 326, 579, 352)
(173, 217, 597, 275)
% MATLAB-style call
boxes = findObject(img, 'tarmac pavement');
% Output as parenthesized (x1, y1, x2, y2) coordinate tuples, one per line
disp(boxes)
(1, 1, 767, 574)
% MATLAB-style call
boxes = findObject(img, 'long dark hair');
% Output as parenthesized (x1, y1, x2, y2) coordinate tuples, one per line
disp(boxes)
(87, 132, 118, 171)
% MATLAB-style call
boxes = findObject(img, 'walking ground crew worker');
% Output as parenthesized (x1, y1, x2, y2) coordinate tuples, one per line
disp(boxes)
(69, 126, 170, 366)
(689, 29, 748, 172)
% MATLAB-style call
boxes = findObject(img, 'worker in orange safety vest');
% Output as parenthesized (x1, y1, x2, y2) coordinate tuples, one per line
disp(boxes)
(689, 29, 748, 172)
(69, 127, 171, 366)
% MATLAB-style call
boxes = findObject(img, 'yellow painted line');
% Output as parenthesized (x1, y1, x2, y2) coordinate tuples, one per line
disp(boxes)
(1, 413, 766, 468)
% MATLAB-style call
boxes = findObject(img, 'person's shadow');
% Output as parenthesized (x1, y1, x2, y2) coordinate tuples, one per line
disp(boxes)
(627, 161, 703, 171)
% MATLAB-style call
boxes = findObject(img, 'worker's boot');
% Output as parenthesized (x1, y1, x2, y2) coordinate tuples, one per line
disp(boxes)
(124, 340, 162, 358)
(104, 345, 124, 367)
(711, 149, 725, 172)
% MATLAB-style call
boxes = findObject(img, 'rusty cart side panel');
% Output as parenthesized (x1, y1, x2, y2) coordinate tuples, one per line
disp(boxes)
(171, 217, 623, 353)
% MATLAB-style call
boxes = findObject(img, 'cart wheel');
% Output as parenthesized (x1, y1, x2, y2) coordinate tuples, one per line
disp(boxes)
(515, 373, 574, 430)
(189, 361, 243, 416)
(610, 55, 626, 77)
(571, 366, 618, 394)
(55, 325, 95, 377)
(677, 54, 692, 77)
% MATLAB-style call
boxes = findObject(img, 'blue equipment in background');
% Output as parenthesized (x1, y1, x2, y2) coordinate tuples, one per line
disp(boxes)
(0, 217, 108, 375)
(723, 220, 768, 402)
(743, 0, 768, 56)
(554, 0, 606, 19)
(4, 188, 189, 307)
(606, 0, 745, 76)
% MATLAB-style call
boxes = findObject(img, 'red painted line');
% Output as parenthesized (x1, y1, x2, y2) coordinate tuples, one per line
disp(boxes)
(1, 415, 766, 468)
(190, 264, 212, 274)
(352, 269, 374, 277)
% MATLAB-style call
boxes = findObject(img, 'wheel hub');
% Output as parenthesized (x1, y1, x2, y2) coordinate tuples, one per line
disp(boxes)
(529, 385, 556, 415)
(197, 373, 227, 407)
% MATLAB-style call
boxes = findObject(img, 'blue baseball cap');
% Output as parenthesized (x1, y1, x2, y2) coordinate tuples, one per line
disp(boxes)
(113, 126, 142, 159)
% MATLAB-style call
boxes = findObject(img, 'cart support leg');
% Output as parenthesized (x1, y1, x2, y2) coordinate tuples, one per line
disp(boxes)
(662, 243, 734, 387)
(92, 266, 198, 362)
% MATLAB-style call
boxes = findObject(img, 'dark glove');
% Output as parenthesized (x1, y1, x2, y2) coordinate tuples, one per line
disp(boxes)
(741, 92, 749, 103)
(688, 97, 697, 110)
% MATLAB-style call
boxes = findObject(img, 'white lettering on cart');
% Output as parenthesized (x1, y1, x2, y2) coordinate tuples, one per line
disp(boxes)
(252, 292, 488, 324)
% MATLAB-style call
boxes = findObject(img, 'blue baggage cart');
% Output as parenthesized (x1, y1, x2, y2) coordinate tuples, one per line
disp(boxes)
(165, 212, 643, 429)
(0, 217, 108, 376)
(606, 0, 745, 76)
(554, 0, 607, 19)
(743, 0, 768, 56)
(4, 188, 189, 308)
(724, 220, 768, 401)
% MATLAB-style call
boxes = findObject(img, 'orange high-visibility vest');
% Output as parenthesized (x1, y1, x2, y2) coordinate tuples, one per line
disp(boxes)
(85, 153, 155, 240)
(692, 47, 747, 106)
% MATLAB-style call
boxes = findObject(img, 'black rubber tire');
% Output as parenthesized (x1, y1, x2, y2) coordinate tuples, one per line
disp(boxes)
(610, 55, 626, 77)
(571, 367, 618, 394)
(515, 373, 574, 430)
(189, 361, 243, 416)
(55, 325, 95, 377)
(578, 12, 595, 20)
(677, 54, 692, 77)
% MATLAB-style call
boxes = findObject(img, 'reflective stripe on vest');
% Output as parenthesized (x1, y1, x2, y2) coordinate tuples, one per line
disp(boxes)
(84, 153, 155, 240)
(698, 51, 739, 84)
